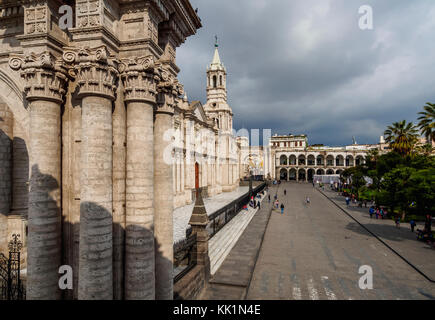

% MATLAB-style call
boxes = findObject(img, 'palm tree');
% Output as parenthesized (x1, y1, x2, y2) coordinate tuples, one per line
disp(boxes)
(415, 143, 433, 156)
(384, 120, 419, 156)
(417, 102, 435, 143)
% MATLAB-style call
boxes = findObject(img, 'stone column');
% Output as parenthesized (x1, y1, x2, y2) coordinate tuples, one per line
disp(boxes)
(63, 46, 118, 300)
(9, 52, 68, 299)
(154, 67, 183, 300)
(112, 84, 126, 300)
(119, 56, 157, 300)
(0, 101, 13, 254)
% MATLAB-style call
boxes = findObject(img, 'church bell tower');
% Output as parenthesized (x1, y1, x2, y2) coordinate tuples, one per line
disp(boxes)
(204, 37, 233, 133)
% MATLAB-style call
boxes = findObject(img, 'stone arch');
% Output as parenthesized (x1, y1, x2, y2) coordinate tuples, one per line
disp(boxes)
(280, 168, 288, 181)
(279, 154, 288, 165)
(289, 154, 297, 165)
(326, 155, 334, 166)
(316, 155, 324, 166)
(298, 154, 306, 166)
(355, 155, 365, 166)
(307, 168, 315, 181)
(336, 169, 344, 175)
(316, 169, 325, 175)
(289, 168, 297, 180)
(346, 155, 354, 167)
(307, 154, 315, 166)
(336, 155, 344, 167)
(298, 168, 306, 181)
(326, 169, 334, 175)
(0, 68, 28, 140)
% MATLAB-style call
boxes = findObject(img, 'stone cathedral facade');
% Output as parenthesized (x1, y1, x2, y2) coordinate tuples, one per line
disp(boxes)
(0, 0, 243, 300)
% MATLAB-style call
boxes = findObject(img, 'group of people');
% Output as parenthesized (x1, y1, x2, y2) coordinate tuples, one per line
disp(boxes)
(269, 192, 285, 214)
(368, 206, 388, 220)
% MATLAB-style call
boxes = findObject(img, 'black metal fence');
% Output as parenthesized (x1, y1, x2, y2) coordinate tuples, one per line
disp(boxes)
(207, 182, 266, 239)
(0, 234, 25, 300)
(173, 233, 197, 284)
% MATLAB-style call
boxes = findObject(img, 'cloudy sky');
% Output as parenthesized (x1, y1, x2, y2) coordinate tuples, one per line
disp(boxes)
(176, 0, 435, 146)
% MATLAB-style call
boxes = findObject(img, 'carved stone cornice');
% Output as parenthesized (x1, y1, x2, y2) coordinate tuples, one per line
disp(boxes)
(118, 55, 158, 104)
(155, 64, 183, 115)
(62, 45, 119, 100)
(9, 51, 68, 103)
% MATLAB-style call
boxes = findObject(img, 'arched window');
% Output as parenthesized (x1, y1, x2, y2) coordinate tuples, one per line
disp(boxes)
(213, 75, 217, 88)
(220, 75, 223, 86)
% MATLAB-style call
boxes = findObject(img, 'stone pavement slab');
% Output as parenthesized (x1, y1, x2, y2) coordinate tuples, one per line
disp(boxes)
(319, 187, 435, 282)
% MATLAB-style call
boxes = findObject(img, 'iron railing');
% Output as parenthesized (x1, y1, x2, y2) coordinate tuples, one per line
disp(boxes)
(173, 233, 197, 284)
(207, 182, 266, 239)
(0, 234, 25, 300)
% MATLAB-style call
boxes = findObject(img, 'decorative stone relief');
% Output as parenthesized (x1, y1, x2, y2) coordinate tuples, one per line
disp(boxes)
(24, 4, 48, 34)
(76, 0, 102, 28)
(155, 65, 184, 114)
(118, 56, 158, 103)
(9, 51, 68, 103)
(62, 46, 119, 100)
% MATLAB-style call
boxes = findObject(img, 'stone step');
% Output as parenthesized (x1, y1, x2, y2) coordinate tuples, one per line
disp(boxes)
(209, 194, 266, 275)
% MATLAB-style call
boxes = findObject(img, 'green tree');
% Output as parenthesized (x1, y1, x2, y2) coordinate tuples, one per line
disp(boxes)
(417, 102, 435, 143)
(379, 166, 416, 220)
(408, 168, 435, 216)
(384, 120, 419, 156)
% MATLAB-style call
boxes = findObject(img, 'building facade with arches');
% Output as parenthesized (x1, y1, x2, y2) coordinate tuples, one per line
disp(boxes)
(270, 134, 381, 182)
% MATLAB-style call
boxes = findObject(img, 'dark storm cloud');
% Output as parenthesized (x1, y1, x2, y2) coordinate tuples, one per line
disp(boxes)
(177, 0, 435, 146)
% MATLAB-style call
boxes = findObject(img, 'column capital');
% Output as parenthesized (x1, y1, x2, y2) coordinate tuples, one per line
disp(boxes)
(155, 65, 184, 115)
(62, 45, 119, 100)
(9, 51, 68, 103)
(118, 55, 158, 104)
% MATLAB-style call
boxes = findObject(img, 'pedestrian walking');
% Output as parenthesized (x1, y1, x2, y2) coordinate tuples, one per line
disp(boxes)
(395, 216, 401, 229)
(284, 189, 287, 196)
(274, 199, 279, 209)
(410, 220, 416, 232)
(258, 200, 261, 210)
(280, 203, 284, 215)
(268, 194, 271, 203)
(306, 196, 310, 205)
(345, 196, 350, 207)
(369, 206, 374, 219)
(375, 208, 380, 220)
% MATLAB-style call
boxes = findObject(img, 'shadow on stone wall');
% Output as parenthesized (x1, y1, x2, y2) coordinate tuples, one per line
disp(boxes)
(24, 166, 177, 300)
(1, 126, 201, 300)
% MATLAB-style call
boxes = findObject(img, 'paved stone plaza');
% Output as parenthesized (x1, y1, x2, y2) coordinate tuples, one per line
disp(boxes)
(204, 182, 435, 300)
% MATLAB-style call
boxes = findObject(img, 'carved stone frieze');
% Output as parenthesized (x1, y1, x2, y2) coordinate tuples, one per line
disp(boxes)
(9, 51, 68, 103)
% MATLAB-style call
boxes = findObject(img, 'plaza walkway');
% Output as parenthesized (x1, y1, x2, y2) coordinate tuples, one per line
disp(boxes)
(201, 182, 435, 300)
(200, 185, 278, 300)
(246, 182, 435, 300)
(173, 187, 249, 243)
(318, 187, 435, 282)
(209, 192, 267, 275)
